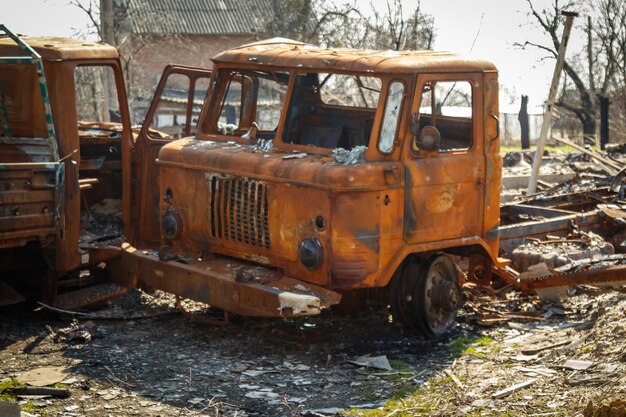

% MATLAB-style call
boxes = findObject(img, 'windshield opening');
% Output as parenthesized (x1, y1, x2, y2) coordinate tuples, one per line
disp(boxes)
(281, 72, 381, 150)
(203, 69, 288, 141)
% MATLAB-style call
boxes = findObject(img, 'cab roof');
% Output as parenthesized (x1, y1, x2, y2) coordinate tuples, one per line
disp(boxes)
(0, 35, 119, 61)
(212, 38, 497, 74)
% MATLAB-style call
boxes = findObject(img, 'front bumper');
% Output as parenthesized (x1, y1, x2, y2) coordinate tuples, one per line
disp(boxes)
(114, 243, 341, 317)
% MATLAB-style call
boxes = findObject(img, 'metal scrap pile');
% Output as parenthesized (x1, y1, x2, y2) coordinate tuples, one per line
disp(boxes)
(511, 231, 615, 271)
(462, 283, 562, 326)
(495, 143, 626, 304)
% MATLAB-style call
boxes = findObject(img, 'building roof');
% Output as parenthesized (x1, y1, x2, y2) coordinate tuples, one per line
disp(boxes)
(212, 38, 498, 75)
(122, 0, 275, 35)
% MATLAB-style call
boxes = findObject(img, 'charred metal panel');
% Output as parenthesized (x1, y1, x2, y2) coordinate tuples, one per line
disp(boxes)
(482, 72, 502, 257)
(404, 153, 484, 243)
(331, 191, 382, 287)
(0, 162, 62, 248)
(0, 64, 48, 140)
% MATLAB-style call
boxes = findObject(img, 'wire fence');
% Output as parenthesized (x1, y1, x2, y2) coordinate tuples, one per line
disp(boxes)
(499, 111, 626, 148)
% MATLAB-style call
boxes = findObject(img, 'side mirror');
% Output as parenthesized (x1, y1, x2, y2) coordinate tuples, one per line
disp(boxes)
(414, 125, 441, 153)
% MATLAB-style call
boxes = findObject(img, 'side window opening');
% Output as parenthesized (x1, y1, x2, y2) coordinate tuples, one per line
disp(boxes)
(150, 73, 190, 138)
(0, 64, 49, 163)
(210, 69, 288, 139)
(191, 77, 211, 135)
(74, 65, 125, 243)
(75, 65, 121, 124)
(138, 72, 212, 140)
(378, 81, 404, 154)
(218, 74, 242, 133)
(415, 80, 473, 152)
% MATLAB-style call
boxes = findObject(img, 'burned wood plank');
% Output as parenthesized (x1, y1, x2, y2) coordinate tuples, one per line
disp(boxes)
(7, 387, 70, 398)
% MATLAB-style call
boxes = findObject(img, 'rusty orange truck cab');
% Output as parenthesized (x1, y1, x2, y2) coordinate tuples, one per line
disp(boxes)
(0, 26, 133, 305)
(123, 39, 503, 336)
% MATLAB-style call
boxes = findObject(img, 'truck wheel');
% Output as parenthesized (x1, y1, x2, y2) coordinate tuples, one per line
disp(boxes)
(389, 260, 424, 333)
(390, 255, 461, 337)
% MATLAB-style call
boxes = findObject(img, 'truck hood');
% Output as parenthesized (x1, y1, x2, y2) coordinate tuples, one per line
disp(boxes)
(157, 138, 403, 190)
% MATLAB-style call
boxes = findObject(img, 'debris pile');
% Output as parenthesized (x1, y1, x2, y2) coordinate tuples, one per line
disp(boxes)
(462, 283, 566, 326)
(80, 198, 125, 246)
(501, 146, 625, 202)
(511, 231, 615, 271)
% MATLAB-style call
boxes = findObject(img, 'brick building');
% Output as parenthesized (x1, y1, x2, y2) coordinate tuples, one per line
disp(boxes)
(108, 0, 275, 123)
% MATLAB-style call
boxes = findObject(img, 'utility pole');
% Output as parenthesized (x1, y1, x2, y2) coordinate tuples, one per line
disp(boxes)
(527, 11, 578, 195)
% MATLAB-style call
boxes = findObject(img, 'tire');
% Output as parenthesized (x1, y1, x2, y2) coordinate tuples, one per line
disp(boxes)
(389, 255, 461, 338)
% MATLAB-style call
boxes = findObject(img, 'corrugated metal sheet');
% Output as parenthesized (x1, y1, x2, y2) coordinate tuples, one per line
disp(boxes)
(123, 0, 275, 35)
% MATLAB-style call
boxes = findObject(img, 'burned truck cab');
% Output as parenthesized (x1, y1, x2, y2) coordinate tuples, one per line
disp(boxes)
(0, 26, 133, 306)
(124, 39, 502, 336)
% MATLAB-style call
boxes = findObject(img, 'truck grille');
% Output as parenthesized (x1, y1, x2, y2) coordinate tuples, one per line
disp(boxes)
(208, 175, 270, 248)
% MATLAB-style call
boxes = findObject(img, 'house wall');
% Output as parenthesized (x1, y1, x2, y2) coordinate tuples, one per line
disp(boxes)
(121, 34, 257, 122)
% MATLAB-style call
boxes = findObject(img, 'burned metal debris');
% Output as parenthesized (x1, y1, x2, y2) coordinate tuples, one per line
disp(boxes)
(497, 148, 626, 298)
(332, 145, 368, 165)
(46, 319, 96, 344)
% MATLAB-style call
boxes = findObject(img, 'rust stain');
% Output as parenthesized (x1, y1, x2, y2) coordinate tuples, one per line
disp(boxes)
(426, 185, 458, 213)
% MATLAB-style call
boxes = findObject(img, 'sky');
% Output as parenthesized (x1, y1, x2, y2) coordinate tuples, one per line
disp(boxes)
(2, 0, 587, 113)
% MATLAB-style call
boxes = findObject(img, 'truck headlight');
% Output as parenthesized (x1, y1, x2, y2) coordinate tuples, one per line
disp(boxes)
(162, 209, 182, 240)
(299, 238, 324, 269)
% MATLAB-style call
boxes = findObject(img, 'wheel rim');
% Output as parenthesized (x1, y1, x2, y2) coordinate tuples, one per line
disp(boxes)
(420, 256, 460, 336)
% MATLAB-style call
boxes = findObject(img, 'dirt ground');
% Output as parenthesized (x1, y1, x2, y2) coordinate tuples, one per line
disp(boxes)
(1, 286, 625, 417)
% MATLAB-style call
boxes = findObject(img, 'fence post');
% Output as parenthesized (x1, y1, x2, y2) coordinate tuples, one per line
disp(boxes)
(518, 95, 530, 149)
(600, 96, 609, 150)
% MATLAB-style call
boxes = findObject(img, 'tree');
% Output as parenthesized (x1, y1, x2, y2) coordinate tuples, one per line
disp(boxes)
(517, 0, 626, 141)
(359, 0, 435, 51)
(264, 0, 363, 46)
(263, 0, 435, 51)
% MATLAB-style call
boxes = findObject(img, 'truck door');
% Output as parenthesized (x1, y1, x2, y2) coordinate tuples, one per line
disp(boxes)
(132, 65, 212, 246)
(404, 74, 486, 244)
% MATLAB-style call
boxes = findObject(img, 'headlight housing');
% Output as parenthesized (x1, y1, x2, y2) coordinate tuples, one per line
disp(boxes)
(299, 237, 324, 269)
(162, 209, 182, 240)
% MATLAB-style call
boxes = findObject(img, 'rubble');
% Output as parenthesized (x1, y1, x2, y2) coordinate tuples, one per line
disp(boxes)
(46, 320, 96, 344)
(347, 356, 393, 371)
(512, 232, 614, 271)
(0, 284, 625, 416)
